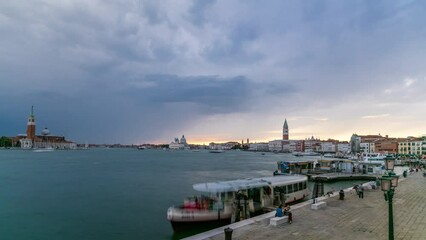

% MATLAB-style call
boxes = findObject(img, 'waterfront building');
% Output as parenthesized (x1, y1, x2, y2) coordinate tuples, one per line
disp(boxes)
(17, 106, 76, 149)
(319, 140, 338, 153)
(268, 140, 284, 152)
(352, 134, 398, 154)
(337, 142, 350, 154)
(288, 140, 303, 152)
(374, 138, 398, 154)
(398, 137, 425, 157)
(360, 141, 375, 153)
(350, 134, 361, 154)
(304, 136, 320, 152)
(208, 142, 239, 150)
(360, 134, 387, 142)
(180, 135, 187, 145)
(248, 143, 269, 151)
(268, 118, 291, 152)
(169, 135, 188, 149)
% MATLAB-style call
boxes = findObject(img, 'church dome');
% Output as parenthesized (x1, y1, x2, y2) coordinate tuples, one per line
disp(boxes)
(42, 128, 50, 136)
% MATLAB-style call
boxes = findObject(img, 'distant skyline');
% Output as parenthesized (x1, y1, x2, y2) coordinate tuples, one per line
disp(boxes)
(1, 1, 426, 144)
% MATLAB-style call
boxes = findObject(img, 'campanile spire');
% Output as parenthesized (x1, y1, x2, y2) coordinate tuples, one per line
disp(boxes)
(26, 105, 36, 142)
(283, 119, 289, 140)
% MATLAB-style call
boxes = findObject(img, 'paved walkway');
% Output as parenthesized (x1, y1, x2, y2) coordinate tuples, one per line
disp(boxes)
(192, 171, 426, 240)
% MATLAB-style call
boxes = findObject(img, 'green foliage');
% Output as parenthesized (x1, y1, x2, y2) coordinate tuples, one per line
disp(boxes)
(0, 136, 12, 147)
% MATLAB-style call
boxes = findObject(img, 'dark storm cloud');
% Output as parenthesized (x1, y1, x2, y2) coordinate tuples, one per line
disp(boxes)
(132, 75, 251, 113)
(1, 0, 426, 143)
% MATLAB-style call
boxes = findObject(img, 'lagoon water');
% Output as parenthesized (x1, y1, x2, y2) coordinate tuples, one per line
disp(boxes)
(0, 149, 365, 240)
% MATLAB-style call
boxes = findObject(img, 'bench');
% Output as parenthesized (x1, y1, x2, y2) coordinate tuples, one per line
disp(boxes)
(311, 201, 327, 210)
(270, 216, 289, 226)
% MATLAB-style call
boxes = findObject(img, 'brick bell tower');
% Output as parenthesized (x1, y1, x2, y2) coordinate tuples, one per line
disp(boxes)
(26, 106, 36, 142)
(283, 119, 289, 140)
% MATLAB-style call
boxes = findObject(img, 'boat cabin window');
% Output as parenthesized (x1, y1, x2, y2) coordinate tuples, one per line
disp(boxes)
(303, 181, 307, 189)
(273, 186, 287, 194)
(247, 188, 261, 202)
(220, 192, 234, 200)
(287, 184, 293, 193)
(298, 182, 303, 190)
(293, 183, 299, 192)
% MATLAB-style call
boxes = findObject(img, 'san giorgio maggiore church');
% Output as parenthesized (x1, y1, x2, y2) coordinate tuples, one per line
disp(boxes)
(14, 106, 77, 150)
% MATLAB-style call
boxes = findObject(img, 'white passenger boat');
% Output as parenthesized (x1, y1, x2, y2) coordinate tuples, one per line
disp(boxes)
(362, 153, 386, 161)
(293, 151, 321, 157)
(33, 147, 55, 152)
(209, 150, 225, 153)
(167, 175, 308, 231)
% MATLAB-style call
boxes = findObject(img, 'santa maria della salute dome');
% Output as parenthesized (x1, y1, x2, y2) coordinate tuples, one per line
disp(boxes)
(169, 135, 188, 150)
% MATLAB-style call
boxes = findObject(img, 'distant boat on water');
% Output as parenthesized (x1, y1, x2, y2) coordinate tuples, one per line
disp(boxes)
(33, 147, 55, 152)
(293, 151, 321, 157)
(209, 150, 224, 153)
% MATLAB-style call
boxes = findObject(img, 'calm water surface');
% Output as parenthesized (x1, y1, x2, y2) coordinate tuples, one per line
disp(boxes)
(0, 149, 372, 240)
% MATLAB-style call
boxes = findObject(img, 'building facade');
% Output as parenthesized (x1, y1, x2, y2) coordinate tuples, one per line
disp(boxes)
(248, 143, 269, 151)
(360, 142, 375, 153)
(19, 106, 76, 149)
(398, 137, 426, 157)
(169, 135, 188, 149)
(268, 140, 283, 152)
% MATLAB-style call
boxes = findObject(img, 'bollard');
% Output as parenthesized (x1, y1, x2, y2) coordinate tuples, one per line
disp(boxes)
(224, 227, 233, 240)
(339, 190, 344, 200)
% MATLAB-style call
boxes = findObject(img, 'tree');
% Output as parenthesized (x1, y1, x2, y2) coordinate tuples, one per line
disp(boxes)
(0, 136, 12, 148)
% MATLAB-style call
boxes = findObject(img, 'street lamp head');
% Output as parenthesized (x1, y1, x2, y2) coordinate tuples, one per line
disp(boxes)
(384, 156, 396, 171)
(391, 175, 399, 188)
(381, 177, 391, 191)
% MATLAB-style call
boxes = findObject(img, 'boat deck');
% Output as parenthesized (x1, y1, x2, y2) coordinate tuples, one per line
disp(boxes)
(311, 173, 381, 182)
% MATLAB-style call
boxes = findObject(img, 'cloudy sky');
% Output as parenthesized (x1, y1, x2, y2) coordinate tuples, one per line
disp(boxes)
(1, 0, 425, 144)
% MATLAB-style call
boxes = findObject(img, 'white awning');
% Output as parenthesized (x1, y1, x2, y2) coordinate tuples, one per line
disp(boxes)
(193, 175, 306, 193)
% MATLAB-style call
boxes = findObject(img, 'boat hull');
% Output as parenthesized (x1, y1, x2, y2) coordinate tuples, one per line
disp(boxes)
(167, 207, 232, 232)
(169, 217, 231, 232)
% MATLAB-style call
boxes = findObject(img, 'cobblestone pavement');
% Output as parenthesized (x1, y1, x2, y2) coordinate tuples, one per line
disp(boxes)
(207, 171, 426, 240)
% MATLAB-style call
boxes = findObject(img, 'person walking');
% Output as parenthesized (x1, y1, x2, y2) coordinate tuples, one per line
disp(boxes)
(358, 185, 364, 199)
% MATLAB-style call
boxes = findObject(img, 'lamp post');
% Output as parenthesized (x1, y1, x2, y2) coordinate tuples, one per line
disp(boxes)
(381, 156, 399, 240)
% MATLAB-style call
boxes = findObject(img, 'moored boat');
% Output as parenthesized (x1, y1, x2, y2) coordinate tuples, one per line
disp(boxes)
(293, 151, 321, 157)
(274, 160, 316, 175)
(33, 147, 55, 152)
(209, 150, 224, 153)
(362, 152, 386, 161)
(167, 175, 308, 232)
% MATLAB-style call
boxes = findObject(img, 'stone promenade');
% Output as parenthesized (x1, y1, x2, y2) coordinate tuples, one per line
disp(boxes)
(190, 171, 426, 240)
